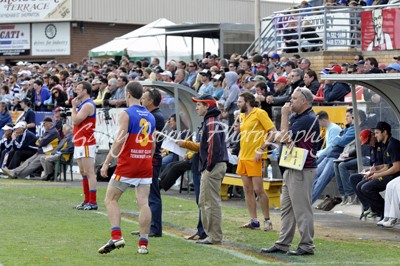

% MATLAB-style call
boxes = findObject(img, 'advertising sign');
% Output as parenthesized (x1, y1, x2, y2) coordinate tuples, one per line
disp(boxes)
(361, 8, 400, 51)
(0, 24, 30, 56)
(32, 22, 70, 55)
(0, 0, 71, 23)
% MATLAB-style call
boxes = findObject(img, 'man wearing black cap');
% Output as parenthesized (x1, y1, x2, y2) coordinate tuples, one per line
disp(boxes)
(360, 121, 400, 221)
(17, 98, 36, 134)
(198, 69, 214, 96)
(177, 94, 228, 245)
(394, 56, 400, 64)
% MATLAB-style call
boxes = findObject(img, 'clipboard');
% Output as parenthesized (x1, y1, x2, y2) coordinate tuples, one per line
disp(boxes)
(279, 145, 308, 171)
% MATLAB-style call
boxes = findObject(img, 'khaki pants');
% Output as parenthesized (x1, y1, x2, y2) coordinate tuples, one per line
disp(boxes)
(40, 154, 61, 178)
(199, 162, 227, 243)
(275, 168, 316, 253)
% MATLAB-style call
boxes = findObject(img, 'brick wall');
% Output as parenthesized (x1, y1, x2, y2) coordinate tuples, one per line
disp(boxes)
(294, 50, 400, 75)
(0, 22, 139, 65)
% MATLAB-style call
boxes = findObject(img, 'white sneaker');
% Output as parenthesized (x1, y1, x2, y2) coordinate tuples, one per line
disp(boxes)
(377, 217, 389, 226)
(263, 219, 273, 232)
(382, 218, 397, 228)
(138, 245, 149, 254)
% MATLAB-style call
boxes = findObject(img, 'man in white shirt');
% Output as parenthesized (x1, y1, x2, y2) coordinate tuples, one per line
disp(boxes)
(316, 110, 342, 164)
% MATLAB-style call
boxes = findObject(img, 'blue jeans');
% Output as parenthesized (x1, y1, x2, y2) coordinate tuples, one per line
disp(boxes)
(161, 153, 178, 173)
(191, 154, 206, 238)
(312, 157, 335, 204)
(149, 159, 162, 234)
(335, 157, 369, 197)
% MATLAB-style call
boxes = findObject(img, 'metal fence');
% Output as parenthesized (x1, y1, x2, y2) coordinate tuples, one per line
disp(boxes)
(244, 3, 400, 56)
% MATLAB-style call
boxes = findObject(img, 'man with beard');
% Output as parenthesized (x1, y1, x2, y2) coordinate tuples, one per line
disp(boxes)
(236, 92, 277, 231)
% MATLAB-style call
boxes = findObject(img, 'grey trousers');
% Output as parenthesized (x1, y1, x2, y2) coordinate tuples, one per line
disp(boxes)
(199, 162, 227, 243)
(14, 153, 45, 179)
(40, 154, 61, 177)
(275, 168, 316, 253)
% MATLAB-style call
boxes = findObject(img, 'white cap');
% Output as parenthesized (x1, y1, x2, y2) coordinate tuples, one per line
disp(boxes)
(213, 74, 222, 81)
(2, 125, 13, 130)
(16, 61, 25, 66)
(160, 71, 172, 78)
(13, 121, 26, 129)
(0, 65, 9, 71)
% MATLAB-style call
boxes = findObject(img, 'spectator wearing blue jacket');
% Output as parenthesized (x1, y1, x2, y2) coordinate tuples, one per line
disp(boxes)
(33, 79, 51, 112)
(0, 101, 12, 138)
(316, 110, 342, 164)
(323, 65, 351, 102)
(312, 108, 355, 204)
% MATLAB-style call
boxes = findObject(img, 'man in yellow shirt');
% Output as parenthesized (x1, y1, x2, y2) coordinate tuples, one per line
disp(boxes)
(236, 92, 277, 231)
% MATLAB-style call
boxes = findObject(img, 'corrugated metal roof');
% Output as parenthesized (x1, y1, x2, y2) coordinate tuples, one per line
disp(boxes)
(71, 0, 294, 25)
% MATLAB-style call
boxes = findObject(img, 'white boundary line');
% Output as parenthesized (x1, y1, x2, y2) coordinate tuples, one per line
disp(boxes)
(95, 211, 269, 265)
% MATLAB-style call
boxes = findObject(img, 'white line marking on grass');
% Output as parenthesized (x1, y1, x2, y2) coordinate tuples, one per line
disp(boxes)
(95, 211, 269, 265)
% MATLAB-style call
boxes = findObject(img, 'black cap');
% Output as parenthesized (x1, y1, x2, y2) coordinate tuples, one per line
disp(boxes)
(191, 94, 216, 106)
(21, 98, 30, 104)
(283, 61, 296, 68)
(374, 121, 391, 134)
(43, 117, 53, 123)
(393, 56, 400, 60)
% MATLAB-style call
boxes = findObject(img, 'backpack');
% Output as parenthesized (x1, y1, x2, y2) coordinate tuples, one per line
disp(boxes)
(315, 196, 342, 211)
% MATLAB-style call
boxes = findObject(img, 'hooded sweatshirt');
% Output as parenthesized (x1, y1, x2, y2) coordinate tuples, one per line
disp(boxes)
(221, 71, 240, 114)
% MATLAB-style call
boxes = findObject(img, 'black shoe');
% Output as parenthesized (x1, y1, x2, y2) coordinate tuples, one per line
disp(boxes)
(260, 246, 286, 254)
(98, 238, 125, 254)
(287, 247, 314, 256)
(149, 232, 162, 237)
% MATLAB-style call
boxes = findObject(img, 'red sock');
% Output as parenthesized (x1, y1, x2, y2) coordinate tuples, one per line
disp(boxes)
(82, 176, 89, 203)
(139, 238, 148, 247)
(89, 190, 97, 205)
(111, 227, 122, 240)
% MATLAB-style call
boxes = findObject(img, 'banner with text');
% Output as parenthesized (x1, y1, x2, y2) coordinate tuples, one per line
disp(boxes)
(32, 22, 70, 55)
(0, 24, 30, 56)
(0, 0, 71, 23)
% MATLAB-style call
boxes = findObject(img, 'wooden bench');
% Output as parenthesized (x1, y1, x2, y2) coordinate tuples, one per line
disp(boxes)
(220, 173, 283, 208)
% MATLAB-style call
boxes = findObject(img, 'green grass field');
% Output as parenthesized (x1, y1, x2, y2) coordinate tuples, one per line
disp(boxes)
(1, 179, 400, 265)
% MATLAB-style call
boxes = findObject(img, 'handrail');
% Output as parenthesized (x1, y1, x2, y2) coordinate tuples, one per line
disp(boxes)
(244, 3, 400, 57)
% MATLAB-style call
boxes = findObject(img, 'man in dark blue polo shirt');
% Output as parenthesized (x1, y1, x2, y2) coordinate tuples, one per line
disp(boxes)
(262, 87, 319, 256)
(350, 129, 385, 220)
(359, 122, 400, 221)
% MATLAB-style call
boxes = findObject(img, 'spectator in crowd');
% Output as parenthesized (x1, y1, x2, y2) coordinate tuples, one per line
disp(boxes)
(33, 79, 51, 111)
(108, 76, 127, 108)
(324, 66, 351, 102)
(159, 71, 172, 83)
(17, 98, 36, 134)
(18, 80, 29, 100)
(303, 70, 320, 95)
(4, 121, 37, 170)
(316, 110, 342, 164)
(166, 60, 177, 79)
(187, 61, 199, 88)
(198, 70, 214, 96)
(2, 117, 59, 179)
(364, 57, 383, 73)
(255, 81, 274, 119)
(360, 122, 400, 221)
(267, 76, 291, 105)
(90, 79, 102, 99)
(312, 108, 355, 204)
(283, 21, 299, 54)
(350, 129, 385, 220)
(9, 74, 19, 96)
(0, 101, 12, 138)
(300, 21, 322, 52)
(283, 61, 296, 77)
(0, 123, 13, 170)
(174, 69, 189, 87)
(384, 63, 400, 73)
(0, 85, 13, 104)
(299, 58, 312, 73)
(212, 74, 224, 100)
(40, 123, 74, 181)
(94, 78, 109, 107)
(236, 92, 276, 231)
(220, 71, 240, 127)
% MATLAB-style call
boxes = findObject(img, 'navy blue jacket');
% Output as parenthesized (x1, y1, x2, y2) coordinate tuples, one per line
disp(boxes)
(324, 82, 351, 102)
(199, 106, 229, 172)
(13, 129, 38, 152)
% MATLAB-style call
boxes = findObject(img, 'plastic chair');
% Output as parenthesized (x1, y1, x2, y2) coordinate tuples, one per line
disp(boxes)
(54, 154, 74, 181)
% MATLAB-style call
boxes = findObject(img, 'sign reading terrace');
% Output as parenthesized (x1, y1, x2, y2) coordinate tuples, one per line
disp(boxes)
(0, 0, 71, 22)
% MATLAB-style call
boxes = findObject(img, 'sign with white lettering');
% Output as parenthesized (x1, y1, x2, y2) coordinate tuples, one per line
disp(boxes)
(0, 0, 71, 23)
(0, 24, 30, 56)
(32, 22, 70, 55)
